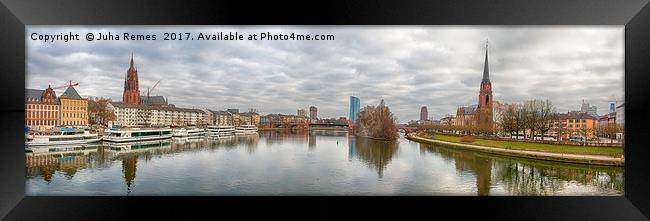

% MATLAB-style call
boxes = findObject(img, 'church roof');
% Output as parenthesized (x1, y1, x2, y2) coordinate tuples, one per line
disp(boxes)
(141, 95, 167, 105)
(464, 104, 478, 114)
(60, 86, 82, 99)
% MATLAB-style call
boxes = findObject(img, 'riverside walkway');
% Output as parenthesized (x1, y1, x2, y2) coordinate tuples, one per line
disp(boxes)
(406, 134, 624, 167)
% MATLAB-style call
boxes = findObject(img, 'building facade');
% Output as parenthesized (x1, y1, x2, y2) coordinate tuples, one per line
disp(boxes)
(297, 108, 308, 117)
(59, 85, 88, 127)
(207, 110, 234, 126)
(616, 101, 624, 125)
(25, 86, 60, 130)
(608, 101, 616, 114)
(551, 111, 598, 140)
(455, 104, 478, 127)
(108, 102, 207, 128)
(580, 100, 598, 118)
(260, 114, 310, 128)
(240, 112, 260, 126)
(615, 101, 625, 140)
(108, 102, 147, 127)
(309, 106, 318, 120)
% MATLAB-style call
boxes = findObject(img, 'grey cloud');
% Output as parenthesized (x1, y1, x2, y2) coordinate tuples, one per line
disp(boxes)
(27, 26, 623, 122)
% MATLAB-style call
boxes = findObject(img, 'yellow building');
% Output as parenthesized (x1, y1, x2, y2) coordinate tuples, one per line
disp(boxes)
(240, 112, 260, 126)
(59, 85, 88, 127)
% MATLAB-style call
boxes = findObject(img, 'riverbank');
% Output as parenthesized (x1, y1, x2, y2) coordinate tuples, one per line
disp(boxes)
(355, 134, 395, 141)
(406, 134, 624, 167)
(428, 134, 623, 157)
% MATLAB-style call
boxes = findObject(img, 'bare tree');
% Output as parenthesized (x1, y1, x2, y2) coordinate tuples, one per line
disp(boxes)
(597, 122, 622, 144)
(355, 99, 398, 140)
(536, 100, 556, 139)
(88, 98, 116, 126)
(515, 103, 530, 140)
(498, 104, 519, 138)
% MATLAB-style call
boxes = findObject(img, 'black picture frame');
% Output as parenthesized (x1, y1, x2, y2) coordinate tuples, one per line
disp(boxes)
(1, 0, 649, 220)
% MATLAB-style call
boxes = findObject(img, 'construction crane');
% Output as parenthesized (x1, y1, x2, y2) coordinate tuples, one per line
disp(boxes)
(51, 80, 79, 90)
(147, 79, 161, 97)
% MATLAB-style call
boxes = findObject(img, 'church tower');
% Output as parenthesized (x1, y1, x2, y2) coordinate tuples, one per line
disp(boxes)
(122, 53, 140, 105)
(477, 41, 493, 130)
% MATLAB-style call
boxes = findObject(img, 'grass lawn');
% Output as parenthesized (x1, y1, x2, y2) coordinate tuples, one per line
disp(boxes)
(420, 133, 623, 157)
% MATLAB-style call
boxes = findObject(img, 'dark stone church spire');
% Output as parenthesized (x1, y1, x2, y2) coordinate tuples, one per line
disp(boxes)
(482, 40, 490, 84)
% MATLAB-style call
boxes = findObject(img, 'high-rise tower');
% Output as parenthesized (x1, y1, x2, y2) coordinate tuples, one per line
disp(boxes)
(350, 96, 360, 123)
(420, 106, 428, 121)
(122, 53, 140, 105)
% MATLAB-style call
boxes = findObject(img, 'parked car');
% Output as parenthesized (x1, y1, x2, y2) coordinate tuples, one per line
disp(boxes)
(570, 136, 586, 142)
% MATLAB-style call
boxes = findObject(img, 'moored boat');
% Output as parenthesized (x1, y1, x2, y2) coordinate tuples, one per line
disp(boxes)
(207, 125, 235, 137)
(102, 128, 172, 142)
(26, 128, 100, 146)
(235, 125, 258, 135)
(172, 127, 206, 137)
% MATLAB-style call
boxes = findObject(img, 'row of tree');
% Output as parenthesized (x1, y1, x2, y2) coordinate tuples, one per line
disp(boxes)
(498, 99, 555, 140)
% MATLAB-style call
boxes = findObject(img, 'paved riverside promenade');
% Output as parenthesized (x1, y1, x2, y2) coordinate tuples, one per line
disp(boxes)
(406, 134, 624, 167)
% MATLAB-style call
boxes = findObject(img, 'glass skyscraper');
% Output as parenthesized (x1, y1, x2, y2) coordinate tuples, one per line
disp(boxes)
(349, 96, 360, 123)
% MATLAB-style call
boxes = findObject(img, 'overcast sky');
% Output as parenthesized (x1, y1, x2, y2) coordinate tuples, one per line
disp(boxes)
(26, 26, 623, 123)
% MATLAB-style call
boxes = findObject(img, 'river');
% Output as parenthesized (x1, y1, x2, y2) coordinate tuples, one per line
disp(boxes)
(25, 130, 623, 195)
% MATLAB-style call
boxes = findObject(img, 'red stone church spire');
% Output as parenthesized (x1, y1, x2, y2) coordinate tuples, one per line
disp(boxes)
(122, 53, 140, 105)
(477, 40, 494, 130)
(478, 40, 492, 109)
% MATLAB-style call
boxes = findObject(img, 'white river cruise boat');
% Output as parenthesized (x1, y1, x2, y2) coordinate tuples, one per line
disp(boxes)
(26, 129, 101, 147)
(207, 125, 235, 137)
(235, 125, 258, 135)
(102, 128, 172, 142)
(172, 127, 206, 137)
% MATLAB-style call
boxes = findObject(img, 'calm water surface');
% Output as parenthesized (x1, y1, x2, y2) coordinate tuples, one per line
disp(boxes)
(26, 130, 624, 195)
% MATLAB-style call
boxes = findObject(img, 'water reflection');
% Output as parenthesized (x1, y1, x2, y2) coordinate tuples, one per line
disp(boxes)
(122, 155, 137, 194)
(417, 144, 492, 195)
(418, 143, 624, 195)
(308, 133, 316, 151)
(26, 131, 623, 195)
(350, 136, 399, 179)
(26, 145, 99, 183)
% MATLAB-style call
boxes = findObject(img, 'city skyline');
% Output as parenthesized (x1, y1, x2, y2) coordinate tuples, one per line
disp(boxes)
(27, 26, 624, 122)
